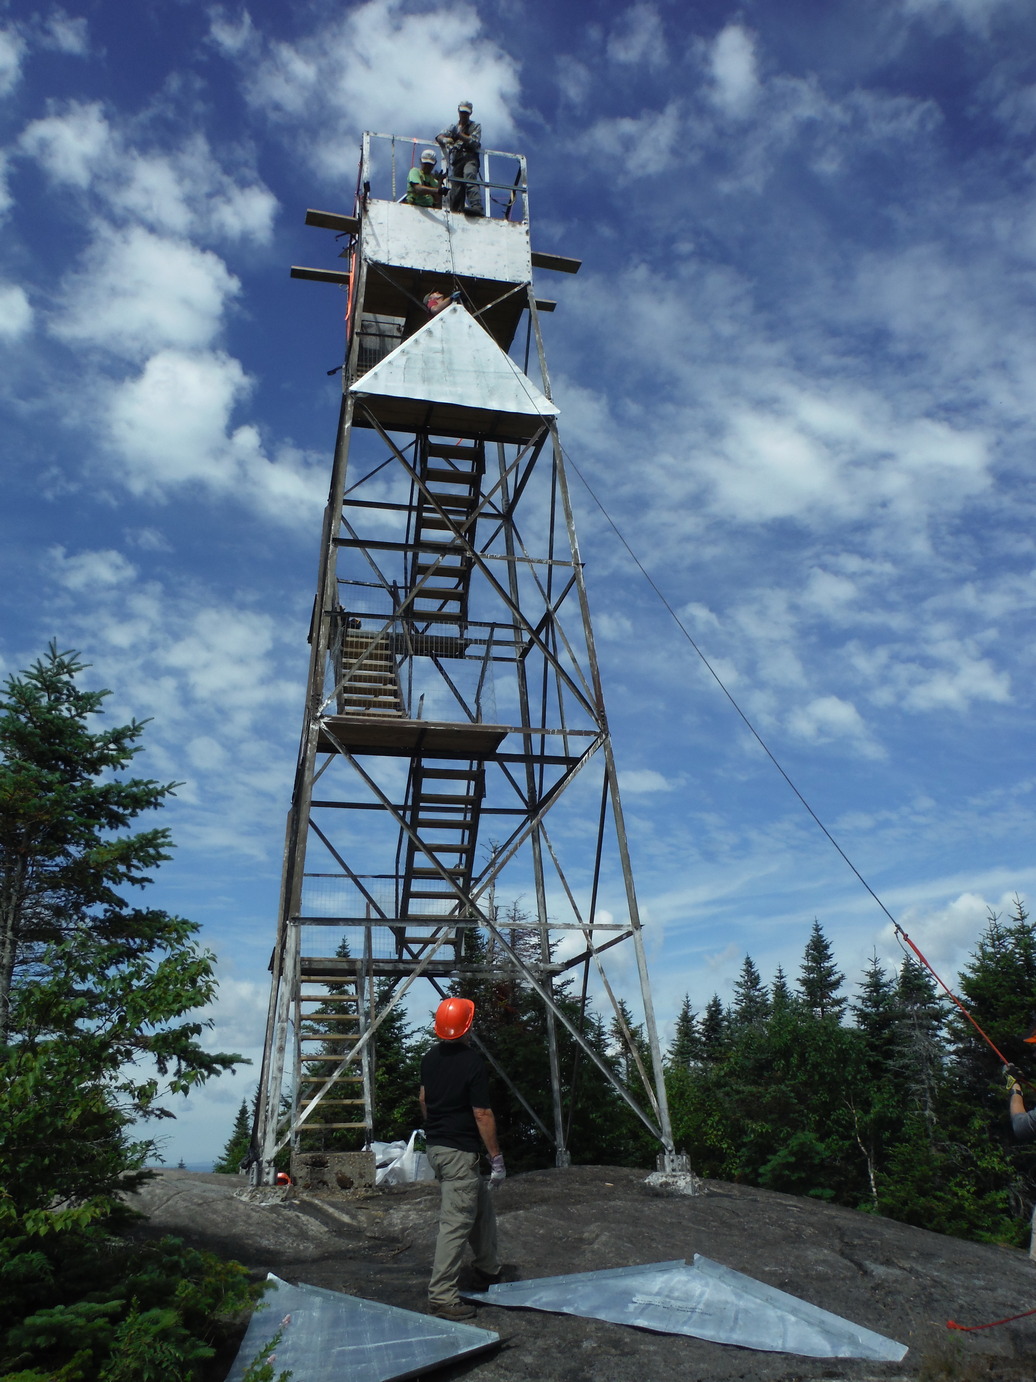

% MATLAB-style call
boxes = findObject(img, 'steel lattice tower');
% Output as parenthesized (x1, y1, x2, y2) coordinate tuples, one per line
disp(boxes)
(253, 131, 687, 1185)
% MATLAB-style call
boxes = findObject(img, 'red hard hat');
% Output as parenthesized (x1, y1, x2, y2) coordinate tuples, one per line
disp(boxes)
(435, 996, 474, 1040)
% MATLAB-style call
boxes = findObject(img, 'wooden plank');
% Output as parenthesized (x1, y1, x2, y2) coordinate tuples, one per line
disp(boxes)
(534, 300, 556, 312)
(305, 208, 360, 235)
(291, 265, 351, 285)
(531, 250, 581, 274)
(318, 716, 508, 757)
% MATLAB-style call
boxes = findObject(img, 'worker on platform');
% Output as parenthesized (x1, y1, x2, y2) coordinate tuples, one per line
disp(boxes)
(437, 102, 483, 215)
(420, 997, 508, 1319)
(405, 148, 442, 208)
(423, 288, 462, 315)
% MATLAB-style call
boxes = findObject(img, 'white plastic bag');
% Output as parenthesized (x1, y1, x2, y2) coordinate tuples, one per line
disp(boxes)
(371, 1139, 407, 1171)
(376, 1130, 434, 1185)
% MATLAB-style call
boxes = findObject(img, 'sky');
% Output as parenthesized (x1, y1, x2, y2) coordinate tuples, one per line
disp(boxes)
(3, 0, 1036, 1167)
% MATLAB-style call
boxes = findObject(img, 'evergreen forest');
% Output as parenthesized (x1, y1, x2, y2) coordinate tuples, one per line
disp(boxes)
(288, 904, 1036, 1251)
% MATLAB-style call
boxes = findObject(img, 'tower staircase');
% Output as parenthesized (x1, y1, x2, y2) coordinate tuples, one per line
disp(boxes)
(295, 959, 369, 1148)
(335, 625, 405, 716)
(394, 759, 485, 961)
(406, 437, 484, 632)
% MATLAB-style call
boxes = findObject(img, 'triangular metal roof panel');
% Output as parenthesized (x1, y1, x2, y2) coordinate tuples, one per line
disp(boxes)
(465, 1257, 907, 1362)
(351, 304, 558, 420)
(225, 1275, 498, 1382)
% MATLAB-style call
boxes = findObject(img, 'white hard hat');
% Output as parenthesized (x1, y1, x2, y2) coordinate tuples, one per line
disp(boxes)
(420, 148, 436, 163)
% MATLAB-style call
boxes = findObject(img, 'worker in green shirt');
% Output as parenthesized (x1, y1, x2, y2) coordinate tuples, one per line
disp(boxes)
(406, 149, 442, 208)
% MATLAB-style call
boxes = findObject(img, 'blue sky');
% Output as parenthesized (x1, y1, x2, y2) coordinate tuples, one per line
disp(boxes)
(3, 0, 1036, 1165)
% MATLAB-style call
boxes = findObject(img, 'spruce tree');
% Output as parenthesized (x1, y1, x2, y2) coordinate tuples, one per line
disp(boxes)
(0, 646, 240, 1215)
(0, 644, 178, 1040)
(699, 994, 728, 1058)
(731, 954, 771, 1027)
(955, 898, 1036, 1084)
(771, 964, 794, 1012)
(668, 994, 701, 1070)
(893, 955, 946, 1128)
(797, 919, 846, 1020)
(853, 953, 897, 1077)
(214, 1099, 251, 1173)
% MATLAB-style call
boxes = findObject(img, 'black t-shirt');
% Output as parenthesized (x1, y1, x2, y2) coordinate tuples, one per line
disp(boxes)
(421, 1041, 491, 1152)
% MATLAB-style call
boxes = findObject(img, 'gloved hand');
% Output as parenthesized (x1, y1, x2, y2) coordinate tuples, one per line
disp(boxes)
(489, 1154, 506, 1188)
(1005, 1064, 1023, 1094)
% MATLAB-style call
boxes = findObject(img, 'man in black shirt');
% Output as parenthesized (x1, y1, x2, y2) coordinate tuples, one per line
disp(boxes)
(419, 996, 505, 1319)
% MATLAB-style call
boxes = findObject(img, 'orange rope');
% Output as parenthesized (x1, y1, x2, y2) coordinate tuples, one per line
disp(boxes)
(895, 927, 1014, 1069)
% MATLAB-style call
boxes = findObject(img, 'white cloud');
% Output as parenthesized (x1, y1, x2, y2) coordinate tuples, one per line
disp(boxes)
(106, 348, 254, 492)
(0, 152, 11, 219)
(0, 283, 32, 341)
(0, 28, 25, 98)
(104, 347, 327, 523)
(706, 24, 761, 118)
(20, 101, 110, 187)
(878, 887, 1025, 982)
(19, 103, 277, 246)
(49, 546, 138, 591)
(801, 567, 858, 618)
(620, 767, 676, 794)
(786, 694, 883, 757)
(125, 527, 173, 553)
(226, 0, 521, 183)
(555, 55, 591, 109)
(107, 137, 277, 245)
(854, 630, 1012, 714)
(30, 561, 306, 898)
(577, 100, 684, 177)
(208, 8, 258, 58)
(901, 0, 1020, 36)
(607, 5, 666, 68)
(701, 408, 844, 522)
(41, 11, 89, 55)
(901, 652, 1011, 712)
(53, 226, 239, 358)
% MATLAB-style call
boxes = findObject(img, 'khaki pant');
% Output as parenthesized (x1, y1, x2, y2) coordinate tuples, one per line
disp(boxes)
(427, 1144, 500, 1306)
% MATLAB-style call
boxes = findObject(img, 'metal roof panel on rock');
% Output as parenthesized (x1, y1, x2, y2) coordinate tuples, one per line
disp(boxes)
(465, 1255, 908, 1362)
(225, 1274, 498, 1382)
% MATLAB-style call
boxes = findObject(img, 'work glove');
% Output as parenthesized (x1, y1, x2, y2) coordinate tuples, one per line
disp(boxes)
(1004, 1064, 1023, 1094)
(489, 1154, 506, 1188)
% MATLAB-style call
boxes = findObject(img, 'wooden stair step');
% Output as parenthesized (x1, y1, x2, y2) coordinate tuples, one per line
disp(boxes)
(424, 468, 481, 486)
(295, 1116, 370, 1127)
(426, 442, 483, 461)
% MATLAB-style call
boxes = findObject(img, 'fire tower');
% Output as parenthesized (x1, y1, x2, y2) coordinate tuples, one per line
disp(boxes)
(253, 131, 686, 1184)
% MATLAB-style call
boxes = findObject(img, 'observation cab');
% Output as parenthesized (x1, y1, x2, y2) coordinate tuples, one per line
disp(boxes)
(292, 129, 580, 382)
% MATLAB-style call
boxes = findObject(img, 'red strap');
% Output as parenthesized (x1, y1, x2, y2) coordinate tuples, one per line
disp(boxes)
(899, 931, 1014, 1068)
(948, 1306, 1036, 1331)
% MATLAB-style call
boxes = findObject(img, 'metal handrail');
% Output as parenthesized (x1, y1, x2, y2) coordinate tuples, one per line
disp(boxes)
(360, 130, 529, 223)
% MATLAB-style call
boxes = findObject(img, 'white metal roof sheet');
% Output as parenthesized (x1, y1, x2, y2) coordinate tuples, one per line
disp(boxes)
(350, 303, 558, 419)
